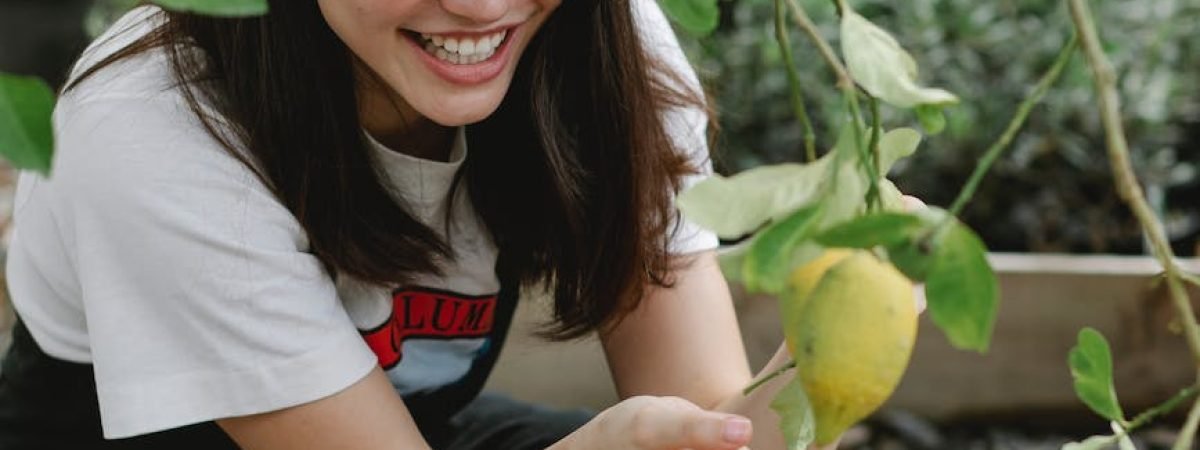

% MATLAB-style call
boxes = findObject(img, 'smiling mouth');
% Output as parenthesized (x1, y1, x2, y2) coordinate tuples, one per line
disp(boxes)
(403, 28, 513, 65)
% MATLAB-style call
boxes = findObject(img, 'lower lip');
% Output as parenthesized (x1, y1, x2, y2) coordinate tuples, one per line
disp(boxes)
(405, 27, 519, 85)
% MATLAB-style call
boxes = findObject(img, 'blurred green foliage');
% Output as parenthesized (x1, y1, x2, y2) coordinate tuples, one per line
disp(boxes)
(682, 0, 1200, 254)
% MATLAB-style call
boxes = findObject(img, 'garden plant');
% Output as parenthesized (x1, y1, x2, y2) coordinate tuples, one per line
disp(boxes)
(0, 0, 1198, 449)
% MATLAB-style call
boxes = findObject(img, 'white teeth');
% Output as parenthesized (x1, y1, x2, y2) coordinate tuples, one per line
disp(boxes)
(459, 39, 477, 56)
(419, 30, 508, 65)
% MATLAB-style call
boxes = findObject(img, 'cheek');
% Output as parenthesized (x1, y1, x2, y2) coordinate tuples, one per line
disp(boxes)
(318, 0, 412, 51)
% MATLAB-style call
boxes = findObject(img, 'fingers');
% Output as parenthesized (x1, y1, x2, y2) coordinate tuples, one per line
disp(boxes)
(901, 195, 927, 211)
(621, 397, 753, 450)
(900, 194, 929, 315)
(914, 283, 927, 314)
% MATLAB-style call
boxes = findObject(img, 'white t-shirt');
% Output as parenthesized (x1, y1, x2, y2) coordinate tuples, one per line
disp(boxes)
(5, 1, 717, 440)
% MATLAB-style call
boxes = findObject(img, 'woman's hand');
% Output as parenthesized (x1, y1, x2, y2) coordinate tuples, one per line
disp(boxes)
(548, 396, 753, 450)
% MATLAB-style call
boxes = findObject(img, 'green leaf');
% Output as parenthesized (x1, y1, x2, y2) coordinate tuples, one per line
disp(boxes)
(924, 220, 998, 352)
(0, 73, 55, 175)
(915, 105, 947, 135)
(812, 125, 871, 230)
(841, 10, 959, 108)
(743, 205, 824, 294)
(679, 155, 833, 239)
(883, 207, 949, 281)
(877, 127, 922, 174)
(877, 179, 908, 212)
(657, 0, 719, 37)
(771, 378, 816, 450)
(815, 213, 925, 249)
(151, 0, 267, 17)
(1069, 328, 1125, 422)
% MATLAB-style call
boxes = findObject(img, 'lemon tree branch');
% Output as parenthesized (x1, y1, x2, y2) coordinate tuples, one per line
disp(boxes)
(774, 0, 817, 161)
(946, 34, 1077, 218)
(1066, 1, 1200, 447)
(786, 0, 853, 91)
(1066, 0, 1200, 365)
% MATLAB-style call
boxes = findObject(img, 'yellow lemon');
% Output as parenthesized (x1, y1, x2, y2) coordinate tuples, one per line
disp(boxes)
(788, 251, 917, 445)
(781, 249, 853, 358)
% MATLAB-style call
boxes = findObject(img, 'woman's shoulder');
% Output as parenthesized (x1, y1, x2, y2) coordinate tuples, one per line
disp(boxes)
(63, 6, 176, 105)
(50, 6, 256, 191)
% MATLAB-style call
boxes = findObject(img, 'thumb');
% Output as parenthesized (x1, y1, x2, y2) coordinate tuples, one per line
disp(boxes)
(636, 406, 753, 450)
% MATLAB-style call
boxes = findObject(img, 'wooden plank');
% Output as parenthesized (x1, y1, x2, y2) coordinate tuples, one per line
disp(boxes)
(489, 253, 1200, 423)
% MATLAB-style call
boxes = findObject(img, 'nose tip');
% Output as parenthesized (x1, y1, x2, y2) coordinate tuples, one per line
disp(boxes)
(440, 0, 508, 25)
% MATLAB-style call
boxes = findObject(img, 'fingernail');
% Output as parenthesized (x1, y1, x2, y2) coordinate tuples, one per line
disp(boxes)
(722, 417, 752, 443)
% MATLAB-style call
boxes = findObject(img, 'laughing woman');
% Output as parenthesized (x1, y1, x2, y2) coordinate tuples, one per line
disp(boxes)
(0, 1, 809, 449)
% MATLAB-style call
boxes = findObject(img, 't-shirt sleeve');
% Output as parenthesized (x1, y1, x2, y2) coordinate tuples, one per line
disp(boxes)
(632, 0, 721, 255)
(47, 89, 378, 439)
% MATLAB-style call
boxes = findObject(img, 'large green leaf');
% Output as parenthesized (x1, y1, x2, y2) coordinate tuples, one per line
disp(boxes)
(151, 0, 267, 16)
(657, 0, 719, 37)
(770, 378, 816, 450)
(924, 220, 998, 352)
(678, 124, 914, 241)
(1069, 328, 1125, 422)
(883, 207, 949, 281)
(0, 73, 55, 175)
(841, 10, 958, 108)
(743, 205, 824, 294)
(815, 212, 925, 249)
(812, 125, 871, 230)
(679, 156, 833, 239)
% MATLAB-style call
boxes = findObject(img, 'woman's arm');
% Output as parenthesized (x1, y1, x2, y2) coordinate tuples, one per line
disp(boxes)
(601, 252, 751, 411)
(601, 251, 836, 450)
(220, 367, 756, 450)
(217, 369, 432, 450)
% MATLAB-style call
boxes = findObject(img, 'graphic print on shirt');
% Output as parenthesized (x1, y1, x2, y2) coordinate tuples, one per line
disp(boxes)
(360, 287, 497, 370)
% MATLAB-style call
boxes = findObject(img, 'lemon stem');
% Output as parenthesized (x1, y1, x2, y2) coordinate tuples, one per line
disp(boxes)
(742, 360, 797, 396)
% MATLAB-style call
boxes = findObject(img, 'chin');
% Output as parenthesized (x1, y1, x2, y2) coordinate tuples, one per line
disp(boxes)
(419, 95, 505, 126)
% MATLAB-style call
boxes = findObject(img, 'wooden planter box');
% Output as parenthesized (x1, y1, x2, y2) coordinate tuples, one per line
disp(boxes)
(487, 253, 1200, 425)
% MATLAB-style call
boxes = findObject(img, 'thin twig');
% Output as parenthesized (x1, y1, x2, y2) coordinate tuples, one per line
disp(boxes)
(867, 96, 883, 211)
(742, 360, 797, 396)
(1125, 382, 1199, 431)
(1067, 0, 1200, 367)
(1174, 390, 1200, 450)
(1183, 272, 1200, 289)
(946, 33, 1078, 218)
(1068, 3, 1200, 446)
(786, 0, 853, 90)
(774, 0, 817, 162)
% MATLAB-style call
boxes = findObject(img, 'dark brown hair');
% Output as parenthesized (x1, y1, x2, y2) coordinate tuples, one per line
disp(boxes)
(70, 0, 711, 339)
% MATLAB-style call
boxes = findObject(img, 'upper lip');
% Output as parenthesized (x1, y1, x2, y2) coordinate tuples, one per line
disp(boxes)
(407, 23, 520, 39)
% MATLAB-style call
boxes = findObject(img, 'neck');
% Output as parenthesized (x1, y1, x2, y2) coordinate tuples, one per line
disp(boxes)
(364, 112, 456, 162)
(356, 66, 456, 162)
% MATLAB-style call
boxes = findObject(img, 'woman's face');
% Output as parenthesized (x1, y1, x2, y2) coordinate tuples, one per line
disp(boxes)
(319, 0, 561, 128)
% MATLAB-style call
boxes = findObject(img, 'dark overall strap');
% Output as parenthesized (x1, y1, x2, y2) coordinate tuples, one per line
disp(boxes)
(0, 253, 520, 449)
(404, 250, 523, 448)
(0, 318, 238, 450)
